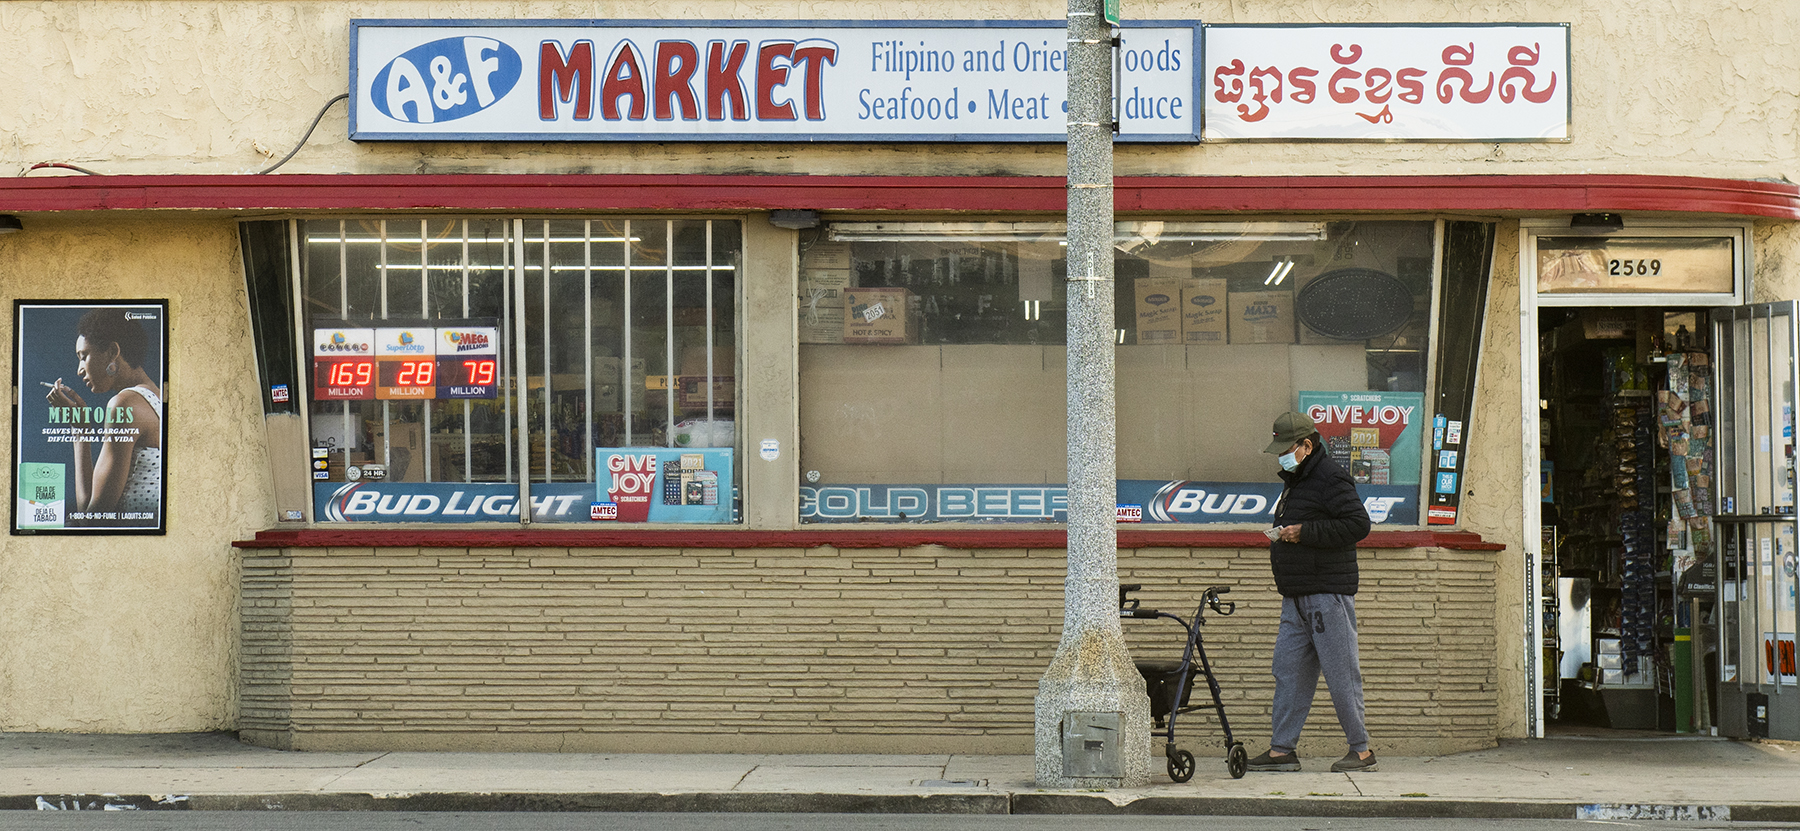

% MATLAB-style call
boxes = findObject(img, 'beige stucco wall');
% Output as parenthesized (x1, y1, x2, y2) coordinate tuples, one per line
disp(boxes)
(0, 215, 270, 731)
(0, 1, 1795, 183)
(1754, 221, 1800, 304)
(1460, 221, 1528, 737)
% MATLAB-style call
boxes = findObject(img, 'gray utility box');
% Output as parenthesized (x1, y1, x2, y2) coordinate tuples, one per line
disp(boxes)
(1062, 711, 1123, 777)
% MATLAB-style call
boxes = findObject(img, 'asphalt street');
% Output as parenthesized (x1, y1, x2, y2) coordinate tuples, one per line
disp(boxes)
(5, 815, 1800, 831)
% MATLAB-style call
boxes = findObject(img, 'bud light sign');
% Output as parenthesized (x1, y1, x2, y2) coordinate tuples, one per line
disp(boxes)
(351, 19, 1201, 142)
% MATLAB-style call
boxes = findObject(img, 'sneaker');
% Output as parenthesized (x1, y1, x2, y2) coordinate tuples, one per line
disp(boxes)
(1246, 750, 1301, 772)
(1331, 750, 1378, 772)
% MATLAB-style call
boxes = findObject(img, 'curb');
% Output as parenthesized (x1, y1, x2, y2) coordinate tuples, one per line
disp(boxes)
(8, 792, 1800, 820)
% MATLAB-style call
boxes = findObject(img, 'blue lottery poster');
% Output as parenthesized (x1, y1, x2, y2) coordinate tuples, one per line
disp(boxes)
(1298, 391, 1425, 487)
(595, 447, 734, 523)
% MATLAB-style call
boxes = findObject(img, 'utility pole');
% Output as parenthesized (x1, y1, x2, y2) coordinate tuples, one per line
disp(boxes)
(1033, 0, 1152, 789)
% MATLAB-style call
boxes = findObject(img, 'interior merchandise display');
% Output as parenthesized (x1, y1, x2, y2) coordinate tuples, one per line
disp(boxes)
(1540, 308, 1715, 731)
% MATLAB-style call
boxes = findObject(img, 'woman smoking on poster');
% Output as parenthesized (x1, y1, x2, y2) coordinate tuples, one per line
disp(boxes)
(43, 309, 163, 521)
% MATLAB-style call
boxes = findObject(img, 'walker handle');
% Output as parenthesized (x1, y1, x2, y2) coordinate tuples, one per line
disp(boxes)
(1205, 586, 1236, 616)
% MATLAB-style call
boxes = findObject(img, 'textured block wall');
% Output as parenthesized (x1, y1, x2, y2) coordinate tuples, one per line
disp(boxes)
(240, 544, 1497, 755)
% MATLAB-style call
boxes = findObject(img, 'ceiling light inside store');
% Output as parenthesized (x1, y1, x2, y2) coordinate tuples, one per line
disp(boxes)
(1122, 221, 1328, 246)
(828, 222, 1069, 242)
(371, 263, 730, 272)
(829, 220, 1327, 245)
(1264, 257, 1296, 286)
(306, 235, 640, 244)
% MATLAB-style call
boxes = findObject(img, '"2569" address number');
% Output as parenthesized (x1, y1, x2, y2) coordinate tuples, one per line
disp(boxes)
(1608, 258, 1662, 276)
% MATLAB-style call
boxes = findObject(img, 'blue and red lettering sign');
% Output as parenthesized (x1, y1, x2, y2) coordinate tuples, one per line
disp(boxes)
(351, 20, 1201, 142)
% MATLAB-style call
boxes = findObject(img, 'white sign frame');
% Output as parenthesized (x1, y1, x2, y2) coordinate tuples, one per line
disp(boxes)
(351, 19, 1203, 143)
(1202, 23, 1571, 142)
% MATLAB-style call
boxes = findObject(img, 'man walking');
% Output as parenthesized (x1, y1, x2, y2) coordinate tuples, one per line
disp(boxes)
(1247, 411, 1377, 773)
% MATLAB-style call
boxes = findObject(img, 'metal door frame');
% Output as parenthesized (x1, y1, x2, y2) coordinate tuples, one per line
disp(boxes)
(1518, 218, 1752, 737)
(1711, 301, 1799, 718)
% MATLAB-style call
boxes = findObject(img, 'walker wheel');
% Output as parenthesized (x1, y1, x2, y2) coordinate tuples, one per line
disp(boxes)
(1227, 744, 1248, 779)
(1167, 748, 1195, 783)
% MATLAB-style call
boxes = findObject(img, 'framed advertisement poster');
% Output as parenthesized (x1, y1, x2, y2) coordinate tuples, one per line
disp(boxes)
(1298, 391, 1424, 488)
(594, 447, 734, 524)
(12, 301, 168, 534)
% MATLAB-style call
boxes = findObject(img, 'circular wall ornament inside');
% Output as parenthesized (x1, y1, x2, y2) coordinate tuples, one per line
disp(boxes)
(1295, 268, 1414, 340)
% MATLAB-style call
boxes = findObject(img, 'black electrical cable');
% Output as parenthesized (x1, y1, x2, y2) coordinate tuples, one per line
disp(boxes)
(256, 93, 349, 175)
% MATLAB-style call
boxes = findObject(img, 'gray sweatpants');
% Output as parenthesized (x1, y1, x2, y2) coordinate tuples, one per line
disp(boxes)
(1270, 593, 1369, 754)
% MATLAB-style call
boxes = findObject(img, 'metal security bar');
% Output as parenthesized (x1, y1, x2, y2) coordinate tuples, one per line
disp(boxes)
(518, 219, 739, 486)
(299, 216, 739, 523)
(1712, 301, 1799, 694)
(301, 218, 516, 489)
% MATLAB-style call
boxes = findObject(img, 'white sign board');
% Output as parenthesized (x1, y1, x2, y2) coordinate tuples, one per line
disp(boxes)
(351, 20, 1201, 142)
(1202, 24, 1570, 141)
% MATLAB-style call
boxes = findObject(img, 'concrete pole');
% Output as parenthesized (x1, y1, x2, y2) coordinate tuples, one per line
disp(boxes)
(1033, 0, 1152, 789)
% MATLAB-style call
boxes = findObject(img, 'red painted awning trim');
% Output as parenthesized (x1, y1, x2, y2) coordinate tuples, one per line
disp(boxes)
(3, 173, 1796, 220)
(234, 527, 1504, 551)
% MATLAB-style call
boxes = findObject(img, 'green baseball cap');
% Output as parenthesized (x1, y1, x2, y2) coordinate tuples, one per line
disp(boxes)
(1263, 411, 1317, 454)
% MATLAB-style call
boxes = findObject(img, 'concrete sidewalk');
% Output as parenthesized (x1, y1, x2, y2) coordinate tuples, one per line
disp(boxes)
(2, 732, 1798, 820)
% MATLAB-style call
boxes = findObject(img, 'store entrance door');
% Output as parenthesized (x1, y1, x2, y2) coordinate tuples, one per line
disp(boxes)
(1537, 305, 1716, 734)
(1709, 302, 1799, 740)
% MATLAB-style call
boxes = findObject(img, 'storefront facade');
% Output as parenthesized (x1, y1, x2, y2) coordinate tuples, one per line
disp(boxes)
(1, 1, 1796, 754)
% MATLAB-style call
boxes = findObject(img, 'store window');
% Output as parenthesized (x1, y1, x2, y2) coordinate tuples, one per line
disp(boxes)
(291, 217, 741, 523)
(798, 219, 1440, 525)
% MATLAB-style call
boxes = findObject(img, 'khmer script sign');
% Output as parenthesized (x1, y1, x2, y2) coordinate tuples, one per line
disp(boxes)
(1203, 23, 1570, 141)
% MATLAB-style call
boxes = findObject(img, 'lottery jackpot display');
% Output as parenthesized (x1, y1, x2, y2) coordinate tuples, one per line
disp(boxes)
(311, 320, 499, 401)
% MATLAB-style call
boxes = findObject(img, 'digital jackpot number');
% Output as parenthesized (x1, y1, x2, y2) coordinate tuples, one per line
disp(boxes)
(314, 358, 375, 400)
(377, 358, 437, 399)
(439, 356, 499, 399)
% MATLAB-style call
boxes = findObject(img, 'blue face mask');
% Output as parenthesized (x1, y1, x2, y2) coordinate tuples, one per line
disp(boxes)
(1278, 451, 1300, 472)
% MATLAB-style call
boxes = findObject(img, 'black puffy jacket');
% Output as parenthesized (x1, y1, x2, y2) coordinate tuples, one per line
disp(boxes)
(1269, 448, 1372, 597)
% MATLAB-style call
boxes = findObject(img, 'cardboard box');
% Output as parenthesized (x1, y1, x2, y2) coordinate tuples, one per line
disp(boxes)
(799, 300, 846, 344)
(843, 287, 919, 344)
(802, 241, 853, 271)
(800, 268, 852, 302)
(1228, 288, 1296, 344)
(1179, 278, 1228, 344)
(1134, 277, 1184, 344)
(380, 420, 425, 482)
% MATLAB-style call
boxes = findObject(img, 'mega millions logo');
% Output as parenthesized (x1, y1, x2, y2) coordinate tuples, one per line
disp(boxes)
(446, 330, 491, 352)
